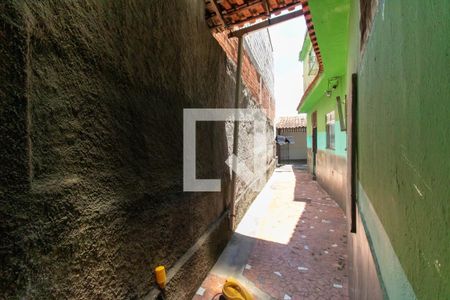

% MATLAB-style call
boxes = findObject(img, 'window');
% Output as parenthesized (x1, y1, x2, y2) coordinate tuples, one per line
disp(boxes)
(326, 111, 335, 150)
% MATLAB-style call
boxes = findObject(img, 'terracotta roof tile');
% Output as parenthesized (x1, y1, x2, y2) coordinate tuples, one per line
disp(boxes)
(276, 115, 307, 129)
(205, 0, 303, 31)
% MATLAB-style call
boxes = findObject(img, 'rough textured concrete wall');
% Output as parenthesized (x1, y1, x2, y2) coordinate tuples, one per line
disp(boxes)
(0, 3, 30, 188)
(0, 1, 274, 299)
(355, 0, 450, 298)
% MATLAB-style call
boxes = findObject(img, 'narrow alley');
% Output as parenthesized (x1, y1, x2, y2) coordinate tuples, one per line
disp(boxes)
(194, 164, 348, 300)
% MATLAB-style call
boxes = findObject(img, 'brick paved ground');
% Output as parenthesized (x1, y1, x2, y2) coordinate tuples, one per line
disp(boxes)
(193, 164, 349, 300)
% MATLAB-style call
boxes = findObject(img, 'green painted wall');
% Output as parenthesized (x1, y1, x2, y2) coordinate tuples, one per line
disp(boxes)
(345, 2, 387, 300)
(305, 92, 347, 158)
(357, 0, 450, 299)
(299, 0, 350, 112)
(299, 0, 350, 212)
(304, 86, 348, 210)
(299, 0, 350, 159)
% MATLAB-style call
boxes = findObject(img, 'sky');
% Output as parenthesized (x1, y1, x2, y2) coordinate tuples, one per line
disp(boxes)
(268, 18, 307, 118)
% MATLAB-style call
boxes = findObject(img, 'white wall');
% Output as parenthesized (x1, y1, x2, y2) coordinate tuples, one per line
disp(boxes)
(279, 130, 307, 160)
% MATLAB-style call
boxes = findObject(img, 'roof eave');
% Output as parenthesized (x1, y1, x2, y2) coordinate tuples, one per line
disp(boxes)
(297, 73, 324, 112)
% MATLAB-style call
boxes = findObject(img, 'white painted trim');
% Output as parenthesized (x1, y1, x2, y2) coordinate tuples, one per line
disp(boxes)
(358, 183, 416, 300)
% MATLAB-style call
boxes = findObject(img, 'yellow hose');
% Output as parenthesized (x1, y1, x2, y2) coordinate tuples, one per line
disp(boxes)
(155, 265, 166, 289)
(222, 277, 254, 300)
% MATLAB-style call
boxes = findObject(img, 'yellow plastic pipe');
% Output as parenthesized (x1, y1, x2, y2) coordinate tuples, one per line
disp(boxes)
(155, 265, 166, 289)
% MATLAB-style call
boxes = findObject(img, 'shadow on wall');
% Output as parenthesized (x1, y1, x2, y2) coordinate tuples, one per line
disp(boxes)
(0, 0, 273, 299)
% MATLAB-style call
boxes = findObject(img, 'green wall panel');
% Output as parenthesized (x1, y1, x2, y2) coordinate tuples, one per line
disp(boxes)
(357, 0, 450, 298)
(306, 131, 346, 158)
(299, 0, 351, 113)
(305, 92, 347, 158)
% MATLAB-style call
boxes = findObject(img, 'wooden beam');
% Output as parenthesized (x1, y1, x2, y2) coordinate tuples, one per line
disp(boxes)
(262, 0, 270, 15)
(229, 35, 245, 230)
(229, 8, 303, 37)
(350, 73, 358, 233)
(336, 96, 347, 131)
(208, 0, 226, 28)
(221, 1, 264, 17)
(227, 2, 302, 29)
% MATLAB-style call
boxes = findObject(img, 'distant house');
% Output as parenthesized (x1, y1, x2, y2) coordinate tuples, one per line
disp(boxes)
(276, 115, 307, 162)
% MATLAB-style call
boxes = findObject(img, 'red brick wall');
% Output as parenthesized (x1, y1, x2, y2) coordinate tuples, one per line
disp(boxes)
(213, 31, 275, 121)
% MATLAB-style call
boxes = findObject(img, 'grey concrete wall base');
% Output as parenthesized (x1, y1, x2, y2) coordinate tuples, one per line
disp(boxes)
(306, 149, 347, 211)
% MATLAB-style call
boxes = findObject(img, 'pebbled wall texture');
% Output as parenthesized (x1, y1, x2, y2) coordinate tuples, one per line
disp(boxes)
(0, 1, 275, 299)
